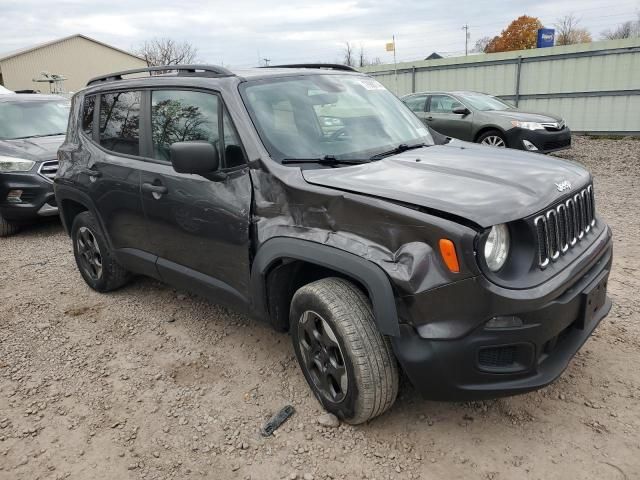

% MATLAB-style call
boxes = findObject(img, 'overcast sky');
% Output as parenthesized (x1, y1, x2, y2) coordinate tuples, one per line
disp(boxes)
(2, 0, 639, 67)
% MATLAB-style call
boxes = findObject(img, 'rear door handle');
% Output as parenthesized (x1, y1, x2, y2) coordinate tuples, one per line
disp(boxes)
(142, 182, 168, 195)
(426, 116, 434, 121)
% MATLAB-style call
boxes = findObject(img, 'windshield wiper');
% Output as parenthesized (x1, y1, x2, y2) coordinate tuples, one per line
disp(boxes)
(281, 155, 369, 166)
(14, 133, 66, 139)
(369, 143, 427, 160)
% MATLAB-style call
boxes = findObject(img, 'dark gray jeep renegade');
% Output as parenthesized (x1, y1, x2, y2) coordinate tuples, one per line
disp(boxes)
(55, 64, 612, 424)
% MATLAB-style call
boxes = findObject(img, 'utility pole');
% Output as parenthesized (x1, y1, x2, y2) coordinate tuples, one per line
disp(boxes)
(263, 58, 271, 67)
(462, 24, 470, 56)
(390, 35, 397, 95)
(385, 36, 398, 94)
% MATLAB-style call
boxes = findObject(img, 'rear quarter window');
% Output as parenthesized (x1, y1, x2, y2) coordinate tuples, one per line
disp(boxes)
(82, 95, 95, 136)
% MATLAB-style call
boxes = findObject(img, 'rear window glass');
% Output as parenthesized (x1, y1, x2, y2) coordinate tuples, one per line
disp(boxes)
(99, 91, 140, 156)
(82, 96, 95, 136)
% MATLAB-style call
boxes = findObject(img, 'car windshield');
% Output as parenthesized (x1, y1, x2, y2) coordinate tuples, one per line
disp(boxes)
(0, 99, 70, 140)
(241, 74, 433, 162)
(456, 92, 513, 112)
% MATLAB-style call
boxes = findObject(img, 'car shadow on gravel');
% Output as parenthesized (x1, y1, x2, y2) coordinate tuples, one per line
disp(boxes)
(6, 217, 62, 238)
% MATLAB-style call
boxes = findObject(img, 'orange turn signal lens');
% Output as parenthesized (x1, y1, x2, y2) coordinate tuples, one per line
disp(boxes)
(439, 239, 460, 273)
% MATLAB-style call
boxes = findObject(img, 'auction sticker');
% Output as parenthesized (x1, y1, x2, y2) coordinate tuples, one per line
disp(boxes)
(356, 78, 386, 90)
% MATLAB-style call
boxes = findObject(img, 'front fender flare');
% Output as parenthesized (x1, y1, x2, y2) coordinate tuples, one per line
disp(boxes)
(250, 237, 400, 337)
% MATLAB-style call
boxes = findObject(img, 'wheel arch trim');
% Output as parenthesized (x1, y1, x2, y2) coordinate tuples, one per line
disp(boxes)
(473, 125, 506, 143)
(250, 237, 400, 337)
(54, 185, 114, 249)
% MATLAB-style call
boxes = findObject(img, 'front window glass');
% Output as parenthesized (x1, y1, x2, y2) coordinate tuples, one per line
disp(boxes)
(456, 92, 513, 111)
(242, 74, 433, 162)
(404, 95, 427, 113)
(151, 90, 219, 161)
(151, 90, 246, 168)
(0, 99, 69, 140)
(222, 107, 246, 168)
(429, 95, 464, 113)
(99, 91, 141, 156)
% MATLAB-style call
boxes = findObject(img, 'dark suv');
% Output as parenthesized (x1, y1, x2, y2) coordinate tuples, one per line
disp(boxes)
(55, 65, 612, 424)
(0, 94, 69, 236)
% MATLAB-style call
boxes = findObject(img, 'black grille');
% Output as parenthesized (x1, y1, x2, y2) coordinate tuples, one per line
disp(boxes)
(38, 160, 58, 182)
(478, 346, 517, 368)
(542, 138, 571, 150)
(534, 185, 596, 269)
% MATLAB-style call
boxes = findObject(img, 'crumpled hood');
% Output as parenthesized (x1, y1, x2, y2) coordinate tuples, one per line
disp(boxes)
(302, 141, 590, 228)
(0, 135, 65, 162)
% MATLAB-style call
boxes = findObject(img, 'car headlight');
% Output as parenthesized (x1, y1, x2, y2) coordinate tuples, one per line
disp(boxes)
(511, 121, 545, 131)
(0, 156, 35, 172)
(484, 224, 510, 271)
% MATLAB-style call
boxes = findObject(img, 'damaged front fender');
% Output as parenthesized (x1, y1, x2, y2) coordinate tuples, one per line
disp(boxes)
(249, 160, 481, 335)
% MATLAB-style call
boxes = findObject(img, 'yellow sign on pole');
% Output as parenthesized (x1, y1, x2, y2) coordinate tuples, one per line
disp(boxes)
(385, 42, 395, 52)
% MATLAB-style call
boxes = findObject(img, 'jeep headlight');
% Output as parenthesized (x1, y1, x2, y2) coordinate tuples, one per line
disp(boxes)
(484, 224, 510, 271)
(0, 156, 35, 172)
(511, 121, 545, 131)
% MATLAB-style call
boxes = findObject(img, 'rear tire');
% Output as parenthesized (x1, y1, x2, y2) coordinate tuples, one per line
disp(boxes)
(477, 129, 507, 148)
(71, 211, 131, 292)
(0, 214, 19, 237)
(291, 277, 399, 424)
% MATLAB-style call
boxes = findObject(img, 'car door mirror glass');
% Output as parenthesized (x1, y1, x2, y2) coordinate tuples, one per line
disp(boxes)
(170, 141, 219, 174)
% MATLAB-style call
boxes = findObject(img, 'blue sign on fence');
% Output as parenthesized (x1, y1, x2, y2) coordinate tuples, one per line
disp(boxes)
(537, 28, 555, 48)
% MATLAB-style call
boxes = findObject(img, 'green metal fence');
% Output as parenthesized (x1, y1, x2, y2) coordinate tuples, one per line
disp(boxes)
(361, 38, 640, 134)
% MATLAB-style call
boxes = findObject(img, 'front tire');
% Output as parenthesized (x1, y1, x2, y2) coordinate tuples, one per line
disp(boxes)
(477, 129, 507, 148)
(0, 213, 20, 237)
(71, 211, 130, 292)
(291, 277, 399, 424)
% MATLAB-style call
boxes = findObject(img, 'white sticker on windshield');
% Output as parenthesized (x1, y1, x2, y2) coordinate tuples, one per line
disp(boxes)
(356, 78, 386, 90)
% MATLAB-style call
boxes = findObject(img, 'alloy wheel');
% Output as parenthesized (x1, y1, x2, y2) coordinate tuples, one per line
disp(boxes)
(76, 226, 103, 281)
(297, 310, 348, 403)
(481, 135, 506, 147)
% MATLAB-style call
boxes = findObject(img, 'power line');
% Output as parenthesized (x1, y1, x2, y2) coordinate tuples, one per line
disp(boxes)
(223, 8, 640, 67)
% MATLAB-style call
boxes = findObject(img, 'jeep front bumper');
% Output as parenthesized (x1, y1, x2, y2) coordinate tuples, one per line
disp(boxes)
(392, 225, 613, 400)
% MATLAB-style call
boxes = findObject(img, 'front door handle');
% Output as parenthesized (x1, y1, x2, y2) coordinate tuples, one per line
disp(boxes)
(426, 116, 434, 121)
(142, 182, 168, 196)
(80, 168, 102, 178)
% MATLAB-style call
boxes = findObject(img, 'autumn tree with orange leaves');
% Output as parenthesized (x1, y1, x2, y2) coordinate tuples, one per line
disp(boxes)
(485, 15, 544, 53)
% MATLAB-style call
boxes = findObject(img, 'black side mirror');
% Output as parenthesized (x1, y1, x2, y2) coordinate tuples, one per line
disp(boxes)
(170, 141, 219, 175)
(452, 106, 470, 115)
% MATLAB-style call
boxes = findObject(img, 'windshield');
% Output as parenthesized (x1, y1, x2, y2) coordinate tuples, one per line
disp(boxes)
(456, 92, 513, 111)
(241, 74, 433, 162)
(0, 99, 70, 140)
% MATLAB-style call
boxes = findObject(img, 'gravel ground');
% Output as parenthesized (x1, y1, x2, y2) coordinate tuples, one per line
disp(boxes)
(1, 136, 639, 480)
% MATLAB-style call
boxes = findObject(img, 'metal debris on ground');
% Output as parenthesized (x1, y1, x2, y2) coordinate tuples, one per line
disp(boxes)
(260, 405, 295, 437)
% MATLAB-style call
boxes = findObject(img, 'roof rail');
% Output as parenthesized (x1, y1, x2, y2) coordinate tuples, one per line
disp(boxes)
(86, 64, 234, 86)
(263, 63, 358, 72)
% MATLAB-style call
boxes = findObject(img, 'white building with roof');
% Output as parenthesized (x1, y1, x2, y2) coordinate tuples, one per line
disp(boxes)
(0, 34, 146, 93)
